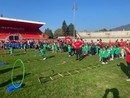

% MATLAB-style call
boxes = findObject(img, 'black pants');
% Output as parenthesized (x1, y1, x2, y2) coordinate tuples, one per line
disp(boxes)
(75, 48, 81, 60)
(115, 54, 119, 58)
(69, 52, 72, 56)
(103, 58, 107, 63)
(127, 62, 130, 78)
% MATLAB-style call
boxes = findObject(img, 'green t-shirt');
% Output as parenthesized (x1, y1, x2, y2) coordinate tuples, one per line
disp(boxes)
(68, 45, 73, 52)
(115, 47, 121, 55)
(100, 49, 107, 58)
(10, 47, 13, 52)
(88, 46, 91, 51)
(23, 44, 26, 49)
(102, 50, 107, 58)
(99, 49, 103, 57)
(84, 46, 89, 51)
(107, 48, 111, 57)
(54, 43, 58, 50)
(82, 46, 86, 52)
(47, 44, 52, 49)
(96, 46, 99, 53)
(110, 47, 115, 55)
(43, 44, 47, 50)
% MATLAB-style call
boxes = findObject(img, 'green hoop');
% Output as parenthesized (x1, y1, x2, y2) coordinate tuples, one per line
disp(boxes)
(11, 59, 25, 88)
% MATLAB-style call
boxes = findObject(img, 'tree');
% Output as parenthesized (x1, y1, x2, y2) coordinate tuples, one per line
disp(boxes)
(62, 20, 68, 36)
(68, 23, 74, 36)
(53, 28, 62, 39)
(44, 28, 53, 39)
(98, 28, 108, 32)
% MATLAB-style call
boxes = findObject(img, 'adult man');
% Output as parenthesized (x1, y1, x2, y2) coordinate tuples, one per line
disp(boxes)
(72, 38, 83, 60)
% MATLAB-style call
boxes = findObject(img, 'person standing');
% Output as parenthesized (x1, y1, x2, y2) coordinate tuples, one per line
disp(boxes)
(120, 39, 125, 59)
(23, 42, 27, 53)
(9, 46, 13, 55)
(124, 43, 130, 81)
(72, 38, 83, 60)
(40, 48, 46, 60)
(101, 46, 108, 64)
(67, 44, 73, 57)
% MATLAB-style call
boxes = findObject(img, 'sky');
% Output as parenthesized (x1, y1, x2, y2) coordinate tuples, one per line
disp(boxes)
(0, 0, 130, 32)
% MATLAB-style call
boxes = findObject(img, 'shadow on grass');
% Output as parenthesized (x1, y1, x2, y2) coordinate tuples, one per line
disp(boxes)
(0, 66, 20, 74)
(14, 53, 26, 56)
(117, 63, 130, 78)
(79, 55, 87, 61)
(39, 70, 55, 83)
(102, 88, 120, 98)
(0, 73, 31, 87)
(46, 55, 55, 59)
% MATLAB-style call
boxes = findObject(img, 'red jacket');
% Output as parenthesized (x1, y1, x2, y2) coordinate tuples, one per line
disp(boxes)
(126, 47, 130, 62)
(120, 42, 125, 49)
(73, 41, 82, 49)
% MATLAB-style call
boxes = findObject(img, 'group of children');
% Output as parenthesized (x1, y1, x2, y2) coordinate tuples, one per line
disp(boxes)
(9, 42, 27, 55)
(65, 38, 125, 64)
(7, 38, 127, 63)
(66, 42, 123, 64)
(99, 45, 122, 64)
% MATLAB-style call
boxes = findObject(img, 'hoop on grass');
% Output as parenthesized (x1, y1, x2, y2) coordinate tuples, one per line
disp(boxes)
(11, 59, 25, 88)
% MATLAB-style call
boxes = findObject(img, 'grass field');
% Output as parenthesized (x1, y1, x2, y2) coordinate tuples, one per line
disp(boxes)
(0, 49, 130, 98)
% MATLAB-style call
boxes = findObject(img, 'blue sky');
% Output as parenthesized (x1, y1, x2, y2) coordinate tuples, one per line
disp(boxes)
(0, 0, 130, 32)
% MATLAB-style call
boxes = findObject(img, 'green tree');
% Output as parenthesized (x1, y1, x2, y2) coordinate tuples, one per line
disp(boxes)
(68, 23, 74, 36)
(44, 28, 53, 39)
(62, 20, 68, 36)
(53, 28, 63, 39)
(98, 28, 108, 32)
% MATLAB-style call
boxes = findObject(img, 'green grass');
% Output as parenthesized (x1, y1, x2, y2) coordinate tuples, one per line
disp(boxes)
(0, 49, 130, 98)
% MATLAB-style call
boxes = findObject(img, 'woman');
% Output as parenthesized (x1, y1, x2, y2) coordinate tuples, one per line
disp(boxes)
(124, 43, 130, 81)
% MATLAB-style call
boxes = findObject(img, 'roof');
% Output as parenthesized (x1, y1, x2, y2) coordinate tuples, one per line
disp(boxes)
(0, 17, 46, 29)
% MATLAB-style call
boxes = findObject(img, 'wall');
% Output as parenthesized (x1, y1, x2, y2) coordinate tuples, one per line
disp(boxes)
(77, 31, 130, 42)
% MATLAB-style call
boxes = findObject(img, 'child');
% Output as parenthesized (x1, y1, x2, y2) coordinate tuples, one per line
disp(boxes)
(96, 45, 99, 54)
(88, 44, 91, 55)
(23, 42, 27, 53)
(43, 43, 47, 50)
(110, 45, 115, 61)
(54, 42, 58, 53)
(67, 44, 73, 57)
(40, 48, 46, 60)
(82, 44, 86, 55)
(106, 46, 111, 61)
(51, 42, 55, 53)
(9, 46, 13, 55)
(115, 45, 121, 59)
(85, 43, 90, 55)
(99, 46, 103, 62)
(102, 46, 108, 64)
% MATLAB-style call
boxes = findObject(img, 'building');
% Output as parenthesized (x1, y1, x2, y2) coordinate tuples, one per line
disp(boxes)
(77, 31, 130, 42)
(0, 17, 46, 41)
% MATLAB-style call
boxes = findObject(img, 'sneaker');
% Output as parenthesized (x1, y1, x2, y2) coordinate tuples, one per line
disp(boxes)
(126, 79, 130, 81)
(105, 62, 108, 64)
(102, 62, 105, 64)
(110, 58, 113, 61)
(43, 58, 46, 60)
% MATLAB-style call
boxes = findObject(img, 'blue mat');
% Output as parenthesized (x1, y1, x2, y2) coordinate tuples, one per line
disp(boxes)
(7, 84, 22, 92)
(0, 62, 7, 66)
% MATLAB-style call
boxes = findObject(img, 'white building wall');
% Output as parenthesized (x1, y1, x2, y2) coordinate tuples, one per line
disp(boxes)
(77, 31, 130, 42)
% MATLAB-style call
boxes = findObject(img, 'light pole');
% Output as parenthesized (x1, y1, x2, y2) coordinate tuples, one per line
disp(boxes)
(72, 2, 77, 39)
